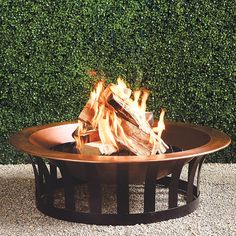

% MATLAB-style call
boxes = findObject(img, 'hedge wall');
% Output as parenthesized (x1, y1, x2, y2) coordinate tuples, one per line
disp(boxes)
(0, 0, 235, 164)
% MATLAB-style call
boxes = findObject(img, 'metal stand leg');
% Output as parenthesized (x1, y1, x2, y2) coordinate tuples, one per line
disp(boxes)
(29, 156, 206, 225)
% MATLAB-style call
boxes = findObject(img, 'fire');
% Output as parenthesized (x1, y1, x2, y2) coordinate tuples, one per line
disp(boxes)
(149, 109, 167, 155)
(89, 80, 104, 109)
(130, 89, 150, 113)
(140, 89, 149, 112)
(117, 77, 127, 90)
(75, 77, 168, 155)
(74, 121, 88, 150)
(111, 77, 131, 101)
(98, 110, 119, 150)
(153, 109, 166, 138)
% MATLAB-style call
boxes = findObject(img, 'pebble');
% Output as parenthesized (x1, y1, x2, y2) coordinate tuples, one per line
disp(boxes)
(0, 164, 235, 236)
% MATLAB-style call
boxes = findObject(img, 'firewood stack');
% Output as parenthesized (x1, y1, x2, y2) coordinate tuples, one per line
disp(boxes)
(73, 78, 168, 156)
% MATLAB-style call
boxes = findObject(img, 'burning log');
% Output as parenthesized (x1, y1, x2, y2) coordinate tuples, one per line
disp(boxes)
(80, 141, 117, 155)
(74, 78, 168, 156)
(145, 112, 154, 126)
(72, 123, 99, 150)
(107, 85, 152, 134)
(78, 102, 150, 155)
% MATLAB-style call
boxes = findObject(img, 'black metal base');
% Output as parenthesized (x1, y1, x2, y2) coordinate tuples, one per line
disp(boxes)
(29, 156, 205, 225)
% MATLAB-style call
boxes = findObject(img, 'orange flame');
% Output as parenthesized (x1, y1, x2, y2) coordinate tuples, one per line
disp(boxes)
(89, 80, 104, 108)
(78, 77, 167, 155)
(117, 77, 127, 89)
(140, 89, 150, 112)
(98, 111, 118, 149)
(153, 109, 166, 138)
(74, 121, 88, 150)
(149, 108, 168, 154)
(111, 77, 131, 101)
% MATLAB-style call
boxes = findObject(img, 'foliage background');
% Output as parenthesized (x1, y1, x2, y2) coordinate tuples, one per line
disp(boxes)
(0, 0, 235, 164)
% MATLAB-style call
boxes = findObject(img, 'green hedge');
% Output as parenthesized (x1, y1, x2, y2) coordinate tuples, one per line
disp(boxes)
(0, 0, 235, 164)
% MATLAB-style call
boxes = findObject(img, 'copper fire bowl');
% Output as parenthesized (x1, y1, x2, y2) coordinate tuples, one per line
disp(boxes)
(10, 121, 231, 183)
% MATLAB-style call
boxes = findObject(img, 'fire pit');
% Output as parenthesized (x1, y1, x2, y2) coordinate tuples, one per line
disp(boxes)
(9, 78, 230, 225)
(10, 120, 230, 225)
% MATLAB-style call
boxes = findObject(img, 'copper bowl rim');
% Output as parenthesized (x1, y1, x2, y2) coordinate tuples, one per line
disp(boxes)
(9, 121, 231, 164)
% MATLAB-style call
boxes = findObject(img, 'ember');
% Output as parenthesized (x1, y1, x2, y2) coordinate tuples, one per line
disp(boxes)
(73, 78, 168, 156)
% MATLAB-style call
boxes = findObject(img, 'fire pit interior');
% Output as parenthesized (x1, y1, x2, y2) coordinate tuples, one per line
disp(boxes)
(10, 78, 231, 225)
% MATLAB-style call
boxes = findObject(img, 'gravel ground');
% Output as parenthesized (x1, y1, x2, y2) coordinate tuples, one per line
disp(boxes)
(0, 163, 235, 236)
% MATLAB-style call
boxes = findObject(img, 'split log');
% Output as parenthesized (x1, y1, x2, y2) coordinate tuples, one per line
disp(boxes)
(105, 86, 153, 134)
(72, 129, 99, 143)
(78, 99, 164, 155)
(72, 128, 100, 151)
(76, 81, 168, 156)
(105, 85, 167, 153)
(121, 119, 167, 155)
(145, 112, 154, 126)
(80, 141, 117, 155)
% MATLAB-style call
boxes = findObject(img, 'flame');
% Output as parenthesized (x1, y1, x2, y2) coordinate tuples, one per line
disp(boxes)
(112, 112, 134, 149)
(111, 77, 131, 101)
(92, 103, 105, 129)
(89, 80, 104, 109)
(112, 78, 147, 113)
(133, 90, 141, 104)
(153, 109, 166, 138)
(149, 108, 168, 154)
(125, 89, 150, 118)
(89, 80, 106, 129)
(98, 111, 118, 149)
(140, 89, 149, 112)
(74, 121, 88, 150)
(78, 77, 167, 155)
(97, 109, 135, 152)
(117, 77, 127, 89)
